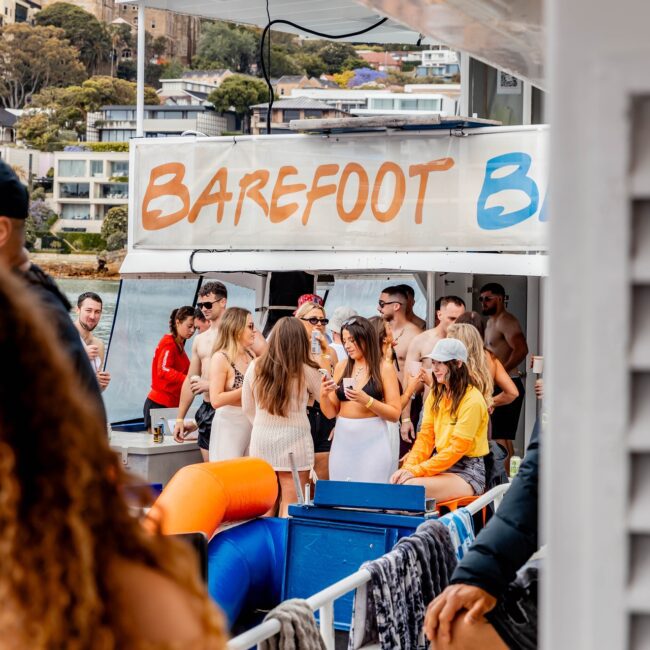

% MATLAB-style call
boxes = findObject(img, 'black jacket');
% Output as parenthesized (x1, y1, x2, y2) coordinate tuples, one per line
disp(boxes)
(20, 263, 106, 422)
(450, 420, 540, 598)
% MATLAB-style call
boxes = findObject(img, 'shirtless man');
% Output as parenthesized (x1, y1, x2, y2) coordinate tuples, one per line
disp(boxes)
(173, 281, 228, 460)
(401, 296, 466, 447)
(378, 285, 423, 384)
(74, 292, 111, 392)
(394, 283, 427, 330)
(480, 282, 529, 465)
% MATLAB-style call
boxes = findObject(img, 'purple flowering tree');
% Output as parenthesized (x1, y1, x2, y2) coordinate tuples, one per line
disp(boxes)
(349, 67, 387, 87)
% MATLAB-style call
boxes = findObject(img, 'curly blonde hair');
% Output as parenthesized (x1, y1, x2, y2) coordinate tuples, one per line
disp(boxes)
(447, 323, 494, 408)
(0, 268, 226, 649)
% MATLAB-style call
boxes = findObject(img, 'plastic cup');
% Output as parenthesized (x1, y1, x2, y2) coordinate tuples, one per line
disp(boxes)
(342, 378, 354, 391)
(406, 360, 422, 377)
(532, 356, 544, 374)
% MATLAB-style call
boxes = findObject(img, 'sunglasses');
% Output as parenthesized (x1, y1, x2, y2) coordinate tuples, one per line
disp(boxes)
(197, 299, 224, 310)
(301, 317, 329, 326)
(378, 300, 404, 308)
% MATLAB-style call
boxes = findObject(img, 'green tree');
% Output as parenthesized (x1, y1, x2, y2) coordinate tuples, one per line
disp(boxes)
(101, 206, 128, 250)
(293, 53, 325, 78)
(194, 21, 258, 72)
(17, 76, 159, 145)
(0, 24, 85, 108)
(208, 74, 268, 133)
(35, 2, 111, 75)
(262, 46, 303, 77)
(317, 42, 363, 74)
(108, 22, 134, 77)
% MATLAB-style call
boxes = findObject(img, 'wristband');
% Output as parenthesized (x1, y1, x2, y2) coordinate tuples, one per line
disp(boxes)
(365, 397, 374, 409)
(402, 417, 411, 423)
(175, 418, 184, 422)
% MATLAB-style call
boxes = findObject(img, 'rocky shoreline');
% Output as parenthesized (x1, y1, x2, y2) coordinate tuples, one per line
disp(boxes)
(31, 251, 124, 280)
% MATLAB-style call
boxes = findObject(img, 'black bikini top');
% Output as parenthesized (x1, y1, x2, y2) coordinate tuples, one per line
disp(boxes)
(336, 378, 383, 402)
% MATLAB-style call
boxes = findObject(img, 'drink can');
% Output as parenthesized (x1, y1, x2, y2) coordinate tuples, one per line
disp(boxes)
(311, 330, 321, 355)
(509, 455, 522, 478)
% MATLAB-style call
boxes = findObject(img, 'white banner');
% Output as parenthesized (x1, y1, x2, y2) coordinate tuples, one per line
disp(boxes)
(132, 128, 548, 252)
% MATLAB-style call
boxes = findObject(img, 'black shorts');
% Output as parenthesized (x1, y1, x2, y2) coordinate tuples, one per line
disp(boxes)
(307, 401, 335, 453)
(143, 397, 166, 431)
(399, 392, 423, 458)
(491, 377, 525, 441)
(486, 559, 539, 650)
(195, 401, 215, 451)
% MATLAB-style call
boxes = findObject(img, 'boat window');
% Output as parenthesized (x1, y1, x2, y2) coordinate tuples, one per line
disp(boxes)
(103, 278, 201, 423)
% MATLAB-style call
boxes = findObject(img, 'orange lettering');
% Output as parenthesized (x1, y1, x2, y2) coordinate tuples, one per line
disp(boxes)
(409, 157, 455, 224)
(336, 163, 369, 222)
(187, 168, 233, 224)
(371, 162, 406, 223)
(301, 164, 340, 225)
(234, 170, 270, 225)
(141, 162, 190, 230)
(270, 166, 307, 223)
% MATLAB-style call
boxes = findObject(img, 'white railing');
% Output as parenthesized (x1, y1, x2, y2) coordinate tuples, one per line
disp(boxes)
(227, 483, 510, 650)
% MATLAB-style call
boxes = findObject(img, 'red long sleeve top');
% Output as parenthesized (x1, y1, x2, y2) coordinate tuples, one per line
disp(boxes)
(147, 334, 190, 407)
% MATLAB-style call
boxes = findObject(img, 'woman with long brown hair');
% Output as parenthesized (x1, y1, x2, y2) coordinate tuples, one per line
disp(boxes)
(321, 316, 401, 483)
(242, 317, 329, 517)
(295, 300, 338, 480)
(0, 267, 226, 648)
(390, 338, 489, 500)
(208, 307, 256, 461)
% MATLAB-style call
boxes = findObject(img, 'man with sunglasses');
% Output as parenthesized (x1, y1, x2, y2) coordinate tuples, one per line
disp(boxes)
(480, 283, 529, 470)
(173, 281, 227, 460)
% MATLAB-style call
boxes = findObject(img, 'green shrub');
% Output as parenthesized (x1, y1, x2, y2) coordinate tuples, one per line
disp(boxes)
(85, 142, 129, 152)
(60, 232, 107, 252)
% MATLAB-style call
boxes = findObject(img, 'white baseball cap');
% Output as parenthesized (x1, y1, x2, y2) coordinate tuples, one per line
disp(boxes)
(425, 338, 468, 364)
(329, 306, 358, 334)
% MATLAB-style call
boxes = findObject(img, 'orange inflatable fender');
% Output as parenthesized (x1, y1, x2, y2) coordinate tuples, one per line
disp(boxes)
(149, 458, 278, 536)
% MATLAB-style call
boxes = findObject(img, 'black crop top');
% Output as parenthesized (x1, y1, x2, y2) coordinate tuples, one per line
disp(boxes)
(336, 378, 384, 402)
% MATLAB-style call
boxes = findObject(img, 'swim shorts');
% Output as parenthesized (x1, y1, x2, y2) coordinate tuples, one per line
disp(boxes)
(491, 377, 525, 441)
(195, 400, 215, 451)
(486, 559, 539, 650)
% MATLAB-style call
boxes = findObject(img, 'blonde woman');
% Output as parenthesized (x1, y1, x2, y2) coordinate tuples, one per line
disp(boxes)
(450, 314, 518, 410)
(242, 317, 330, 517)
(295, 300, 339, 479)
(208, 307, 256, 461)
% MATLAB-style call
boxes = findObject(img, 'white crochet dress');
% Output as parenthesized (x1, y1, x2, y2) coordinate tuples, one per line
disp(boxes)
(242, 361, 322, 471)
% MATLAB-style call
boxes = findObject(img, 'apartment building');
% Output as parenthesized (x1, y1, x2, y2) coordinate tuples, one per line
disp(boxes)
(86, 105, 236, 141)
(53, 150, 128, 233)
(158, 70, 233, 106)
(0, 0, 40, 25)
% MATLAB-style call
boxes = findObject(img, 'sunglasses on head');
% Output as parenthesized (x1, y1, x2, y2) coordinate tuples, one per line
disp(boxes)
(197, 299, 223, 310)
(301, 317, 329, 326)
(378, 299, 403, 308)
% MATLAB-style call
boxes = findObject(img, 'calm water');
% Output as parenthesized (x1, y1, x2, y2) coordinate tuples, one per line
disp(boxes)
(58, 278, 120, 341)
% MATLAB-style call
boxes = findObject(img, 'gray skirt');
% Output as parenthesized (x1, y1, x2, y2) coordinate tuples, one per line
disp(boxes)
(446, 455, 486, 494)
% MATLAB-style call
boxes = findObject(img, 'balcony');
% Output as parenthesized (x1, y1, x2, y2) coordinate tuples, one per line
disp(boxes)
(97, 182, 128, 200)
(59, 183, 90, 199)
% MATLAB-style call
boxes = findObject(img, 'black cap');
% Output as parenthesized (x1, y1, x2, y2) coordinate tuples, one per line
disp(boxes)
(0, 159, 29, 220)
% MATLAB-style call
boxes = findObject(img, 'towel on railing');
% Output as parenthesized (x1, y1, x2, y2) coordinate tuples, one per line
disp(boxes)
(348, 520, 457, 650)
(260, 598, 326, 650)
(440, 508, 475, 560)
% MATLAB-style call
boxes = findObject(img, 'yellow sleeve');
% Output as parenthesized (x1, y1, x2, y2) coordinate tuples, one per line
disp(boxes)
(402, 392, 436, 473)
(403, 391, 485, 477)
